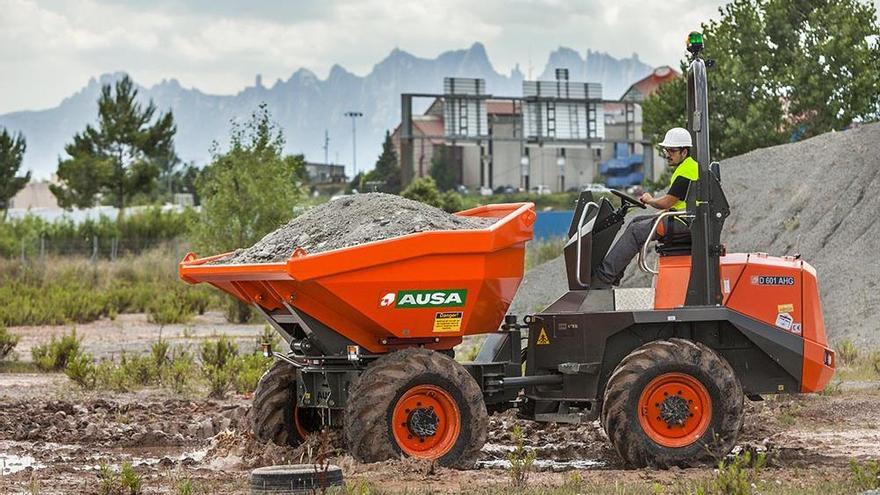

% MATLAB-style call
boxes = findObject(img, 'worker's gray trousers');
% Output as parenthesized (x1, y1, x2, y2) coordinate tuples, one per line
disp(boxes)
(595, 215, 658, 283)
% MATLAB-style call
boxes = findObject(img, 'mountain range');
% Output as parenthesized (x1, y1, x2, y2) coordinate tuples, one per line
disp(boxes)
(0, 43, 653, 179)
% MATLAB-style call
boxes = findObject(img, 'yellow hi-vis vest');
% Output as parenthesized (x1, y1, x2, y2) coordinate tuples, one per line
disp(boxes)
(669, 156, 699, 211)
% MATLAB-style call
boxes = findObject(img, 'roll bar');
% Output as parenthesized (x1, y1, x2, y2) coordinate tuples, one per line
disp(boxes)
(638, 211, 694, 274)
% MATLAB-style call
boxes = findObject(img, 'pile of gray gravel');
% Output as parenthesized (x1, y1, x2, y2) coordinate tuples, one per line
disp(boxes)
(215, 193, 494, 264)
(511, 123, 880, 344)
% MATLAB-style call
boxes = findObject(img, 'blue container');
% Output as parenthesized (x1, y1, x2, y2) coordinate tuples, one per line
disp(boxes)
(533, 210, 574, 240)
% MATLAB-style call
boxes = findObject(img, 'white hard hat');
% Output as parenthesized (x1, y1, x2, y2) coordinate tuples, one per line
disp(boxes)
(659, 127, 693, 148)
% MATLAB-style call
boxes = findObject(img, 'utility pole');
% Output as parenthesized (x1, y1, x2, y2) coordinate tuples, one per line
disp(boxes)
(323, 129, 329, 165)
(344, 111, 363, 177)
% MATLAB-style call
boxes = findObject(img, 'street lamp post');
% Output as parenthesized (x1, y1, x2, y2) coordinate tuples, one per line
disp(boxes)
(344, 111, 363, 178)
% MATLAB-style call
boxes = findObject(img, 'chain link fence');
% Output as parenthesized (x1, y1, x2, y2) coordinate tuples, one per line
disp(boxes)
(6, 236, 187, 263)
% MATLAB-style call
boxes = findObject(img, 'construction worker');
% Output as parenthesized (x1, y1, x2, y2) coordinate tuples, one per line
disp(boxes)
(593, 127, 697, 286)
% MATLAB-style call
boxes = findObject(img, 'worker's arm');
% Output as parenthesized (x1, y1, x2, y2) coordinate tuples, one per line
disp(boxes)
(639, 177, 691, 210)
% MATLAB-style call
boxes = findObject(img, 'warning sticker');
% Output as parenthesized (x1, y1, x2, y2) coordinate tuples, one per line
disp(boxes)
(536, 328, 551, 345)
(775, 312, 793, 330)
(432, 312, 463, 333)
(777, 303, 794, 313)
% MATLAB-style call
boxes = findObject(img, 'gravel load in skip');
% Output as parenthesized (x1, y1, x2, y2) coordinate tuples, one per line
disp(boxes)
(512, 123, 880, 344)
(215, 193, 495, 264)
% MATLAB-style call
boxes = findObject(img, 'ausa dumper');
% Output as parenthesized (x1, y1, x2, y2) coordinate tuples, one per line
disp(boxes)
(179, 32, 835, 468)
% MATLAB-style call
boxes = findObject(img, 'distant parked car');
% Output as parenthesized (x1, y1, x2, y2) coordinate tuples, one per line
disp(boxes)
(581, 183, 609, 193)
(479, 186, 493, 197)
(530, 185, 552, 195)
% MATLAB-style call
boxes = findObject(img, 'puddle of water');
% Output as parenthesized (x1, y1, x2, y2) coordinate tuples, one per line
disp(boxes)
(477, 458, 604, 471)
(0, 454, 44, 475)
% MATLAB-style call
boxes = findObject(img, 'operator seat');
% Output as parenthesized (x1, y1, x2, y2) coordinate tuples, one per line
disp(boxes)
(655, 218, 692, 256)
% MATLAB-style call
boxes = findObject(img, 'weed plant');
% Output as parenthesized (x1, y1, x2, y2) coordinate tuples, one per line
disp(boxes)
(32, 330, 81, 371)
(0, 325, 19, 359)
(507, 423, 536, 489)
(850, 459, 880, 491)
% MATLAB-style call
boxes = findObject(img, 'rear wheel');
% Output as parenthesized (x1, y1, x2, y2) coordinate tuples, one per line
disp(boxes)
(344, 348, 488, 468)
(601, 338, 743, 468)
(251, 360, 322, 446)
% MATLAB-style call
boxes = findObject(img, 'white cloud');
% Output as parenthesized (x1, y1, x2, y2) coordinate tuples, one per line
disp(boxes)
(1, 0, 876, 113)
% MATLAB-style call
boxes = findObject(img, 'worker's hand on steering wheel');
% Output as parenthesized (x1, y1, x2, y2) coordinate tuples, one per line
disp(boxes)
(640, 192, 654, 206)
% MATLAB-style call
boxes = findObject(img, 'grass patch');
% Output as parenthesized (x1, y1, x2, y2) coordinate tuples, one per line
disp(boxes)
(525, 237, 566, 270)
(32, 329, 81, 371)
(0, 324, 19, 360)
(0, 248, 220, 327)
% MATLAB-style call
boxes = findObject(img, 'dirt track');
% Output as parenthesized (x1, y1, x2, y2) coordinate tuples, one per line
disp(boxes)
(2, 318, 880, 494)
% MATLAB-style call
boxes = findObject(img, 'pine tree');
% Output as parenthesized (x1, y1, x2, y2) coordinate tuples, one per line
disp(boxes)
(51, 75, 177, 209)
(364, 130, 401, 193)
(0, 128, 29, 219)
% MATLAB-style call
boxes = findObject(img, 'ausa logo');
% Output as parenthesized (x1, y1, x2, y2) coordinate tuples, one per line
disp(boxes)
(380, 289, 467, 309)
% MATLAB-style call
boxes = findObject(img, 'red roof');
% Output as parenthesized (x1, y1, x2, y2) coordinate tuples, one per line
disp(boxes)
(412, 117, 445, 143)
(486, 100, 521, 116)
(622, 66, 681, 101)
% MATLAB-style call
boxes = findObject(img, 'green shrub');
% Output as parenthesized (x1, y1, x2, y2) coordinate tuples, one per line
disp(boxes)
(507, 423, 536, 488)
(148, 292, 192, 325)
(120, 354, 157, 386)
(0, 325, 19, 360)
(95, 360, 131, 392)
(119, 461, 142, 495)
(440, 190, 463, 213)
(850, 459, 880, 491)
(168, 349, 196, 394)
(836, 339, 859, 366)
(401, 177, 443, 209)
(32, 330, 82, 371)
(151, 339, 170, 369)
(203, 364, 233, 399)
(65, 352, 97, 389)
(200, 335, 238, 369)
(232, 353, 273, 394)
(696, 451, 766, 495)
(98, 463, 121, 495)
(870, 351, 880, 378)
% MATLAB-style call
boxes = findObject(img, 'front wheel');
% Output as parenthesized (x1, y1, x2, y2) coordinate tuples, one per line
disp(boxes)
(344, 348, 488, 468)
(251, 360, 323, 446)
(601, 338, 744, 468)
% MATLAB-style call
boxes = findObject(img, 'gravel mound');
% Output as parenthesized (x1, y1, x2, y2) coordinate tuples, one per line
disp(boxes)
(512, 123, 880, 344)
(216, 193, 494, 264)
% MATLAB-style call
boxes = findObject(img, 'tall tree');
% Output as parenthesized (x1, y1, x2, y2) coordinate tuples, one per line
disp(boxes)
(193, 104, 305, 322)
(643, 0, 880, 160)
(0, 128, 29, 219)
(364, 130, 401, 193)
(429, 148, 458, 192)
(51, 75, 177, 209)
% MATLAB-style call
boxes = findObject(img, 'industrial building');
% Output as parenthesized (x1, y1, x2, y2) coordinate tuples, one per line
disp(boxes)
(392, 66, 679, 193)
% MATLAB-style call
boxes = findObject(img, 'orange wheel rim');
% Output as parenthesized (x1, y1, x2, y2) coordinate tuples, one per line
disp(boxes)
(292, 403, 310, 439)
(637, 372, 712, 448)
(391, 384, 461, 459)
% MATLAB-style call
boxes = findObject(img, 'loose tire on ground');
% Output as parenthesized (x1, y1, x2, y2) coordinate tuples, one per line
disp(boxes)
(251, 360, 322, 446)
(344, 347, 488, 468)
(250, 464, 343, 494)
(601, 338, 744, 468)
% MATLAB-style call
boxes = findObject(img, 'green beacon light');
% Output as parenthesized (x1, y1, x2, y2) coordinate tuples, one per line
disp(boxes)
(687, 31, 704, 55)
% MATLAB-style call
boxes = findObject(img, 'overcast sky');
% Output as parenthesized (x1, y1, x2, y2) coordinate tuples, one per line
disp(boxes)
(2, 0, 878, 114)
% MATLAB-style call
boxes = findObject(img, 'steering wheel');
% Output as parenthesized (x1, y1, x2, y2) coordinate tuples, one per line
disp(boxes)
(610, 189, 647, 209)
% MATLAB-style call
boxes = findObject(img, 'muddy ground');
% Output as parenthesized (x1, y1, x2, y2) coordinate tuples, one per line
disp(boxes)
(2, 317, 880, 494)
